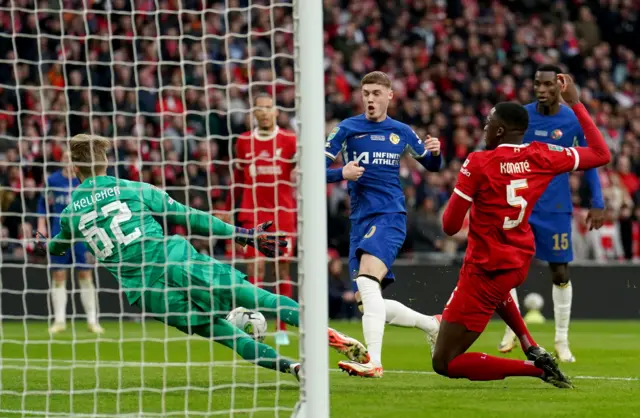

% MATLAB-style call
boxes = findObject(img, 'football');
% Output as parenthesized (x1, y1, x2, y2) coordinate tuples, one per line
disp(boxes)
(523, 292, 544, 311)
(225, 307, 268, 342)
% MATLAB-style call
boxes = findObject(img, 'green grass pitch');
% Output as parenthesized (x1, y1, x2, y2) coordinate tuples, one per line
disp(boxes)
(0, 320, 637, 417)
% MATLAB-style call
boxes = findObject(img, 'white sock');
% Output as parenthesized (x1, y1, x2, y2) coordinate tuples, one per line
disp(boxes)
(356, 276, 386, 367)
(553, 282, 572, 343)
(384, 299, 438, 333)
(78, 278, 98, 325)
(51, 282, 67, 325)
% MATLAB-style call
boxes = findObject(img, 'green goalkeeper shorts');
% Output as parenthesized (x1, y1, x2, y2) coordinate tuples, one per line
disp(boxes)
(134, 239, 261, 329)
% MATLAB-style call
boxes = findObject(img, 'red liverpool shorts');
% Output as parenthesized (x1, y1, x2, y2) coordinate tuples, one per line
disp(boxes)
(442, 262, 530, 333)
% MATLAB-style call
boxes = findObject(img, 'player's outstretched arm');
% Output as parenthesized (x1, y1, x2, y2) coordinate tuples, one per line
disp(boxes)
(559, 74, 611, 171)
(142, 182, 235, 237)
(442, 193, 471, 236)
(442, 154, 478, 236)
(578, 132, 605, 208)
(141, 182, 286, 257)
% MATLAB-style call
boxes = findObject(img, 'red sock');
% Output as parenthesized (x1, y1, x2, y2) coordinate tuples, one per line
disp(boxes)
(495, 296, 537, 351)
(247, 276, 263, 288)
(277, 277, 292, 331)
(448, 352, 543, 381)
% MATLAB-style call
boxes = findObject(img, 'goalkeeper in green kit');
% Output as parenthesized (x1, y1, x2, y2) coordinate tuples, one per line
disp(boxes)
(35, 134, 370, 381)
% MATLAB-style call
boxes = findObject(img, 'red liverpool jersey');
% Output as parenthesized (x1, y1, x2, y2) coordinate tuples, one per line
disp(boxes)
(453, 142, 580, 271)
(233, 127, 297, 232)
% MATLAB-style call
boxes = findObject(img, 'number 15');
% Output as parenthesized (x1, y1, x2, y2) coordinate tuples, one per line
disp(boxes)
(553, 233, 569, 250)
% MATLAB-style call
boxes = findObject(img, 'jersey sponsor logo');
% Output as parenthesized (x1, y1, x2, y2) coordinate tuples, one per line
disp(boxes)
(328, 127, 340, 141)
(389, 133, 400, 144)
(460, 167, 471, 177)
(352, 151, 401, 166)
(534, 130, 548, 137)
(551, 129, 563, 140)
(250, 164, 283, 176)
(371, 135, 385, 141)
(547, 144, 565, 152)
(500, 161, 531, 174)
(364, 225, 376, 239)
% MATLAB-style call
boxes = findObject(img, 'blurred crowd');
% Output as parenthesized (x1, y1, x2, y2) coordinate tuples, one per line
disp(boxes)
(0, 0, 639, 278)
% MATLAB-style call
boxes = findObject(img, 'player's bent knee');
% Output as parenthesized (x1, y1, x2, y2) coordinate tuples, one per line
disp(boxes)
(549, 264, 570, 286)
(431, 355, 450, 377)
(358, 253, 388, 280)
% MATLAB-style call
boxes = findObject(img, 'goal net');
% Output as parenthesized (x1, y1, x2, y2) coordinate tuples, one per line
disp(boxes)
(0, 0, 327, 416)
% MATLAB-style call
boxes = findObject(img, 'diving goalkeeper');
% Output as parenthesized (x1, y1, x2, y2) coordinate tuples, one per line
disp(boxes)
(35, 134, 369, 381)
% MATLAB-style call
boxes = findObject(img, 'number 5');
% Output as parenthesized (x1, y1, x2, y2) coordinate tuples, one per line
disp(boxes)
(503, 179, 528, 230)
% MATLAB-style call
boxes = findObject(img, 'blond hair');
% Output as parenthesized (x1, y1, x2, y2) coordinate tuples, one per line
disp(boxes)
(69, 134, 111, 178)
(360, 71, 392, 89)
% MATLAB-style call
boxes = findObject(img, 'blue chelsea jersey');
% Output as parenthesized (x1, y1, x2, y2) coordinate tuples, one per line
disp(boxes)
(37, 170, 80, 235)
(523, 103, 604, 213)
(325, 115, 429, 220)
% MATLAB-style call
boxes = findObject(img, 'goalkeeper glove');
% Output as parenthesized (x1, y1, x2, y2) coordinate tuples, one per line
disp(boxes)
(235, 221, 288, 258)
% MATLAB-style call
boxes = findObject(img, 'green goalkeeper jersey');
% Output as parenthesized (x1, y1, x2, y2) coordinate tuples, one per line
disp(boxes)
(48, 175, 236, 304)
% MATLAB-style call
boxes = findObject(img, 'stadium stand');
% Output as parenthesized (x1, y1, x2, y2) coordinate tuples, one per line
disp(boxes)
(0, 0, 638, 262)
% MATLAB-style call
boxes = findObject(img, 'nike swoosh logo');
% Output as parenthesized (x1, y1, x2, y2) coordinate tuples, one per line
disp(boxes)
(355, 134, 367, 138)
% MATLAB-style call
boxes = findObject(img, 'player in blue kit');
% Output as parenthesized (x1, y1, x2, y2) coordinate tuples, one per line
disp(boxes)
(325, 71, 442, 378)
(498, 65, 604, 362)
(38, 151, 104, 335)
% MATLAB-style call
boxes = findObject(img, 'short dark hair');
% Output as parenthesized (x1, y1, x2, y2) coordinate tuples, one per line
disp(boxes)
(253, 92, 274, 105)
(494, 102, 529, 132)
(536, 64, 563, 75)
(361, 71, 392, 88)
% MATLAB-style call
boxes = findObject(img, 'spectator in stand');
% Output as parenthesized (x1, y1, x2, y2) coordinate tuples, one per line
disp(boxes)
(328, 255, 357, 320)
(0, 0, 638, 264)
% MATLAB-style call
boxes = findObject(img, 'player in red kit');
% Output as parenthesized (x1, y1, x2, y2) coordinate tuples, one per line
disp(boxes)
(232, 94, 297, 346)
(432, 75, 610, 388)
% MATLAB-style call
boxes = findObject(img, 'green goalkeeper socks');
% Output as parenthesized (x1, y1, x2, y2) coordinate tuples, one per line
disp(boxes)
(236, 286, 300, 327)
(190, 322, 295, 374)
(237, 338, 294, 373)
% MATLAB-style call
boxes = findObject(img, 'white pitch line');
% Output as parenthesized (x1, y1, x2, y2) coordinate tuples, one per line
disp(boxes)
(0, 358, 637, 382)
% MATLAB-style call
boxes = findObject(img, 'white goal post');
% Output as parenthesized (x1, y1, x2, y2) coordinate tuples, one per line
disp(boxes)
(296, 0, 329, 415)
(0, 0, 328, 416)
